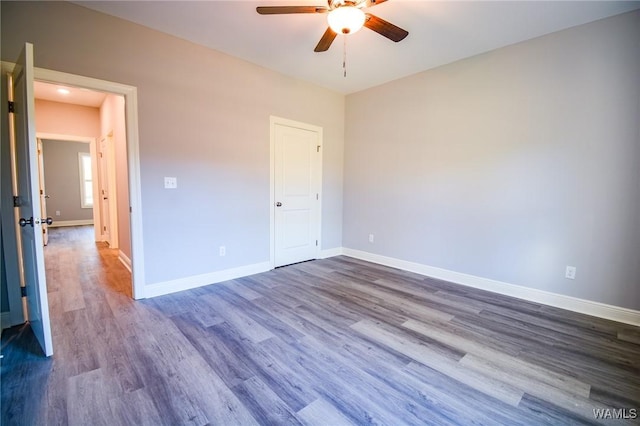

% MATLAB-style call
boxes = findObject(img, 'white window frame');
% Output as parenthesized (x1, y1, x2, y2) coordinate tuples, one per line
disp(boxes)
(78, 152, 93, 208)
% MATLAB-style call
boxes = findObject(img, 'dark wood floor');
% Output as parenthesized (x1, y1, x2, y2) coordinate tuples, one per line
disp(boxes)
(2, 226, 639, 425)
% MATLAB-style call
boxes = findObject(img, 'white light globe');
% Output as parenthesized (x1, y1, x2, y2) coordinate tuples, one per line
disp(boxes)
(328, 6, 366, 34)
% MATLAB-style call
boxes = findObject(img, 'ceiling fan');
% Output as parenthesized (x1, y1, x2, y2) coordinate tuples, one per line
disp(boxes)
(256, 0, 409, 52)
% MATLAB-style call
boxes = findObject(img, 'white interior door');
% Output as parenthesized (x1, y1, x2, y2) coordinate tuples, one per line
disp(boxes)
(98, 136, 111, 244)
(273, 120, 322, 267)
(8, 42, 53, 356)
(36, 138, 50, 246)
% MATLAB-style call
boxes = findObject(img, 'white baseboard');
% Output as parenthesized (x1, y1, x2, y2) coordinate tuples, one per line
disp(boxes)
(340, 248, 640, 327)
(145, 261, 272, 299)
(48, 219, 94, 228)
(118, 250, 132, 273)
(319, 247, 344, 259)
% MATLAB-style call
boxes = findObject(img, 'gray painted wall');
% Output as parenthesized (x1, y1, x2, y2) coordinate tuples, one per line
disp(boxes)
(42, 140, 93, 222)
(344, 11, 640, 310)
(1, 1, 345, 287)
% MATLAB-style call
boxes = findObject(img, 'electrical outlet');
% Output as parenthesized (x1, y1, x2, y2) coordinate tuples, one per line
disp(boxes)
(565, 266, 576, 280)
(55, 210, 61, 216)
(368, 234, 374, 243)
(219, 246, 226, 256)
(164, 177, 177, 189)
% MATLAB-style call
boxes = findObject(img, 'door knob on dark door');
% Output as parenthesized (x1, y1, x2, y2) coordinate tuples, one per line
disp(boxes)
(276, 202, 282, 207)
(19, 217, 34, 227)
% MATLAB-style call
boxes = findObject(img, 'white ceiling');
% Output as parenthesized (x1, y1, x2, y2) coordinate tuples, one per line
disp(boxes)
(74, 1, 640, 94)
(34, 80, 107, 107)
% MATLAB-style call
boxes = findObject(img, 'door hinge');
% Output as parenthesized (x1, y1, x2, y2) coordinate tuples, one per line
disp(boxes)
(315, 240, 318, 246)
(316, 193, 319, 200)
(317, 145, 321, 153)
(8, 101, 15, 113)
(13, 196, 21, 207)
(20, 287, 27, 298)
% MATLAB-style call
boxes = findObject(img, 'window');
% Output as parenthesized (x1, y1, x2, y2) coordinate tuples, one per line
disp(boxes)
(79, 152, 93, 208)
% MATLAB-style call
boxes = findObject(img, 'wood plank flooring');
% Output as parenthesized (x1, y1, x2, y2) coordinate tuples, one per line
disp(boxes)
(2, 226, 639, 425)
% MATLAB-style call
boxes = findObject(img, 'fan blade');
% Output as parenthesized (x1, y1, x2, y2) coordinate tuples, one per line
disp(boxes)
(256, 6, 327, 14)
(363, 0, 388, 7)
(314, 27, 338, 52)
(364, 13, 408, 42)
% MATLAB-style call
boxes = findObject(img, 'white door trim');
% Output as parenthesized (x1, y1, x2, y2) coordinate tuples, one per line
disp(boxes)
(36, 138, 48, 246)
(1, 61, 25, 328)
(97, 133, 119, 248)
(105, 133, 119, 248)
(34, 67, 146, 299)
(269, 116, 323, 269)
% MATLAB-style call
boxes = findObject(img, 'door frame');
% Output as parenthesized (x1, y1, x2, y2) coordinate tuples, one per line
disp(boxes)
(36, 134, 99, 233)
(1, 61, 26, 328)
(97, 132, 119, 248)
(36, 138, 49, 245)
(33, 67, 146, 299)
(269, 116, 323, 269)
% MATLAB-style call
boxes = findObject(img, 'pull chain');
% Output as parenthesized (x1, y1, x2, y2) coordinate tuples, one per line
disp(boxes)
(343, 35, 347, 78)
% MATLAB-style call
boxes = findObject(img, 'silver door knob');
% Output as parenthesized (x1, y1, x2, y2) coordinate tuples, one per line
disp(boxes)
(19, 217, 34, 227)
(276, 202, 282, 207)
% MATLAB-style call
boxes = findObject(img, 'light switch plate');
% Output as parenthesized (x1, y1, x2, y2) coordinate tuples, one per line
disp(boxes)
(164, 177, 177, 189)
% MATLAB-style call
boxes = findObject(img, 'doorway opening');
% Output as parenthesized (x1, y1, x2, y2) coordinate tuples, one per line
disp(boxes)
(33, 81, 134, 301)
(36, 135, 95, 245)
(32, 67, 145, 302)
